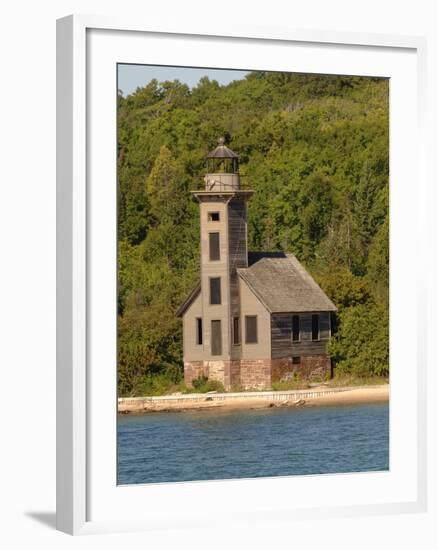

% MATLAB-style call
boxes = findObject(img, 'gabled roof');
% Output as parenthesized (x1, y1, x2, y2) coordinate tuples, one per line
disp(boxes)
(238, 252, 337, 313)
(175, 252, 337, 318)
(175, 281, 201, 317)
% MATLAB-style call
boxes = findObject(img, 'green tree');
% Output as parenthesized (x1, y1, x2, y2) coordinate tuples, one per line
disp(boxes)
(146, 145, 187, 225)
(328, 303, 389, 378)
(366, 214, 389, 306)
(116, 71, 389, 394)
(313, 266, 370, 311)
(301, 170, 334, 257)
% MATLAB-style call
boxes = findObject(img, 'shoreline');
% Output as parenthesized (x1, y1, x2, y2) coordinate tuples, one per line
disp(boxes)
(118, 384, 389, 414)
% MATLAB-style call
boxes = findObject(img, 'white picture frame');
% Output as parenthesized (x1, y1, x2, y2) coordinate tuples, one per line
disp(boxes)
(56, 15, 427, 535)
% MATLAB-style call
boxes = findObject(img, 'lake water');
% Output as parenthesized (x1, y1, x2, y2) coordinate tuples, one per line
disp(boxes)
(117, 403, 389, 485)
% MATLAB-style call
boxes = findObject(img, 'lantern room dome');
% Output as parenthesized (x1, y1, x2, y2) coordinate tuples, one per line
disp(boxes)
(207, 137, 239, 159)
(206, 137, 239, 177)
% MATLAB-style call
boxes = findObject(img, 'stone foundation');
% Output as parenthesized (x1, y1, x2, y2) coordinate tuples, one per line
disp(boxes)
(205, 360, 225, 384)
(184, 355, 331, 391)
(300, 355, 332, 380)
(183, 361, 209, 387)
(184, 360, 241, 390)
(271, 357, 294, 382)
(226, 360, 241, 390)
(240, 359, 271, 390)
(271, 355, 331, 383)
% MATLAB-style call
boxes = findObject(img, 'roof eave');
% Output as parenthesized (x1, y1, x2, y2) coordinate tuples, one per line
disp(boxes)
(175, 281, 201, 317)
(270, 306, 337, 314)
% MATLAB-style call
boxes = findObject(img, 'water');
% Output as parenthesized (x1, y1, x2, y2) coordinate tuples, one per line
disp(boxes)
(117, 403, 389, 485)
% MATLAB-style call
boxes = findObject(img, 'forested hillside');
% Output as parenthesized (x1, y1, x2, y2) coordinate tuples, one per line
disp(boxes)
(117, 71, 389, 396)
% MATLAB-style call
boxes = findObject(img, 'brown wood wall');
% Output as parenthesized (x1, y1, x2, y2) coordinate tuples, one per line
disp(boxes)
(271, 312, 331, 359)
(228, 198, 247, 318)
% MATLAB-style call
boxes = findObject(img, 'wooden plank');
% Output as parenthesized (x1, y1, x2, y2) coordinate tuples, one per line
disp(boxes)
(228, 197, 247, 318)
(320, 311, 330, 339)
(209, 231, 220, 261)
(271, 313, 330, 359)
(300, 314, 312, 341)
(211, 320, 222, 356)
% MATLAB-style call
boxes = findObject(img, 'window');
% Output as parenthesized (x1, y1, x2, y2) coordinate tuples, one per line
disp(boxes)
(292, 315, 300, 341)
(196, 318, 203, 345)
(312, 314, 319, 341)
(233, 317, 240, 345)
(211, 320, 222, 356)
(208, 212, 220, 222)
(209, 277, 221, 305)
(292, 356, 301, 365)
(209, 232, 220, 261)
(245, 315, 258, 344)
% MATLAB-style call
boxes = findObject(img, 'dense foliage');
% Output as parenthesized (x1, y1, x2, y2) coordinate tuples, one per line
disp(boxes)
(117, 72, 389, 396)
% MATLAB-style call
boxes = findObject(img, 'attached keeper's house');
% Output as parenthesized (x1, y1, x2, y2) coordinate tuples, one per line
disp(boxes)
(176, 139, 337, 390)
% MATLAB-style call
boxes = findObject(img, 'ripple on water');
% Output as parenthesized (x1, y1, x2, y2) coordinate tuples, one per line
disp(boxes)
(117, 403, 389, 485)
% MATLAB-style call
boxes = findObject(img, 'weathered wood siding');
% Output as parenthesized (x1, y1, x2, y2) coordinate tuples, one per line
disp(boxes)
(271, 312, 331, 359)
(228, 197, 248, 360)
(320, 313, 330, 339)
(228, 197, 247, 318)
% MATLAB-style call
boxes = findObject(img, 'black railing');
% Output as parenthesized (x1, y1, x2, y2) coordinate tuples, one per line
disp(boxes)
(191, 175, 252, 191)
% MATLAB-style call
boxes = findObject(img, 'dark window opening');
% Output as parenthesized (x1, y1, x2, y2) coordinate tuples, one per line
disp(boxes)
(196, 318, 203, 345)
(292, 315, 300, 341)
(233, 317, 240, 345)
(245, 315, 258, 344)
(209, 232, 220, 261)
(209, 277, 221, 305)
(292, 356, 301, 365)
(208, 212, 220, 222)
(312, 314, 319, 341)
(211, 320, 222, 356)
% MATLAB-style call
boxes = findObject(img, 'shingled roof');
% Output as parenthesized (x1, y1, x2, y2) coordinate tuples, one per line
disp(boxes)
(176, 252, 336, 317)
(238, 252, 337, 313)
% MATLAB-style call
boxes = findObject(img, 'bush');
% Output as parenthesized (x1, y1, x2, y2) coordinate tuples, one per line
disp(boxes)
(118, 362, 184, 397)
(329, 375, 388, 387)
(271, 379, 309, 391)
(190, 376, 225, 393)
(328, 302, 389, 378)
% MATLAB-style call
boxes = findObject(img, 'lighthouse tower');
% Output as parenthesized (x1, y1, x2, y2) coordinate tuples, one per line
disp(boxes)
(191, 138, 253, 379)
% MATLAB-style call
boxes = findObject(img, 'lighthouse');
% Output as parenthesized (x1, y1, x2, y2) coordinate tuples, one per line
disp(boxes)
(177, 139, 336, 390)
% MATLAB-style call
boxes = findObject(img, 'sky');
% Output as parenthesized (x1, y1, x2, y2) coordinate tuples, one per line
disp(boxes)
(117, 64, 249, 96)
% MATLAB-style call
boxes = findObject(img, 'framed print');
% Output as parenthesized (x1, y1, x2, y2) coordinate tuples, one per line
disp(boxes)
(56, 15, 427, 535)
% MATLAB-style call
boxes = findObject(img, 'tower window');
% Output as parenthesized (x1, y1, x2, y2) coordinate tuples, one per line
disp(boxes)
(208, 212, 220, 222)
(312, 314, 320, 341)
(233, 317, 241, 345)
(196, 318, 203, 345)
(292, 356, 301, 365)
(209, 277, 221, 305)
(211, 320, 222, 356)
(292, 315, 300, 342)
(209, 232, 220, 261)
(245, 315, 258, 344)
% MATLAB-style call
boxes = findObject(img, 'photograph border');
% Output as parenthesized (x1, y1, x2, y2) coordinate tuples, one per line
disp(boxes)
(56, 15, 427, 535)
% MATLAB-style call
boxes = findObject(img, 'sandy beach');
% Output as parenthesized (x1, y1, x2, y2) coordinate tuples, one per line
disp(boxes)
(118, 384, 389, 414)
(305, 385, 389, 406)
